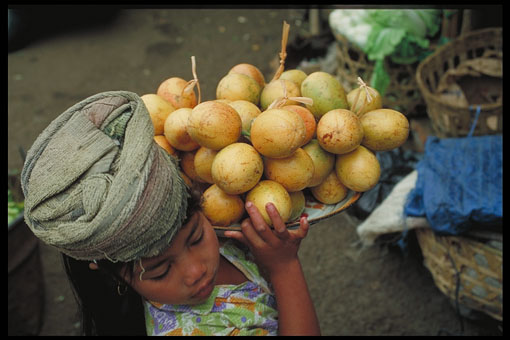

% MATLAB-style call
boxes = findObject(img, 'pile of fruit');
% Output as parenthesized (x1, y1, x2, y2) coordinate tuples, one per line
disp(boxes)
(141, 23, 409, 228)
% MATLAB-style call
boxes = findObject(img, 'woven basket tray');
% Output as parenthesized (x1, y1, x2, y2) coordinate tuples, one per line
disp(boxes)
(415, 27, 502, 138)
(415, 227, 502, 321)
(334, 32, 426, 117)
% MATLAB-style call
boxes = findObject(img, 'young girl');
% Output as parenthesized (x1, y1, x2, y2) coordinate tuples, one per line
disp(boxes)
(21, 91, 320, 336)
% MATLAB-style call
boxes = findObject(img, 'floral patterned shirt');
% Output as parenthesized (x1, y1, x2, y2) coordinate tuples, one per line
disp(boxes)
(143, 240, 278, 335)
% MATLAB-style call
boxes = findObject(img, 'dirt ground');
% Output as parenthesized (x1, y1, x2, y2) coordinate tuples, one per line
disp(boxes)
(8, 8, 501, 336)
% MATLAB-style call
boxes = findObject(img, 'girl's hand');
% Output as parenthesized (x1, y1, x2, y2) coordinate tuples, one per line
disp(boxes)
(224, 200, 310, 277)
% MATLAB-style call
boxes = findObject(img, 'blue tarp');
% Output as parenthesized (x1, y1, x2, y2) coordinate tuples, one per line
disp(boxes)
(404, 135, 502, 235)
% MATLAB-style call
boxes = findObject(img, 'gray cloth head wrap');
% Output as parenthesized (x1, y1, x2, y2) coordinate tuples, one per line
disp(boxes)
(21, 91, 189, 263)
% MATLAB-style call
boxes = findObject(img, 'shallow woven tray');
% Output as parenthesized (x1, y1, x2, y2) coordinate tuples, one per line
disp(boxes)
(415, 227, 502, 321)
(214, 190, 361, 236)
(415, 27, 502, 138)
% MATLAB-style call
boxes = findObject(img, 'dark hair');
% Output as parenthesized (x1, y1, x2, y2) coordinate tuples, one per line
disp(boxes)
(62, 254, 146, 335)
(63, 181, 202, 335)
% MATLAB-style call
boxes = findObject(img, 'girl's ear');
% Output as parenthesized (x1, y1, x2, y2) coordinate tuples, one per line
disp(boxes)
(89, 262, 99, 270)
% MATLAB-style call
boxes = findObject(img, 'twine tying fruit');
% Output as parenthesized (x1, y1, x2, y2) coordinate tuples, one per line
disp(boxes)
(349, 76, 376, 116)
(182, 56, 201, 104)
(268, 79, 313, 110)
(271, 21, 290, 82)
(357, 76, 373, 103)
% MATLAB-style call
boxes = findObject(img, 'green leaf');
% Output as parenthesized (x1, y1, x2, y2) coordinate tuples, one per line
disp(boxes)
(370, 59, 391, 96)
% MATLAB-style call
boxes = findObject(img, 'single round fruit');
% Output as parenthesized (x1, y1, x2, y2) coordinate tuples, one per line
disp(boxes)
(246, 180, 292, 226)
(317, 109, 364, 154)
(228, 63, 266, 88)
(200, 184, 245, 226)
(211, 142, 263, 195)
(250, 108, 306, 159)
(228, 100, 261, 137)
(279, 69, 307, 88)
(347, 84, 382, 117)
(216, 73, 261, 105)
(301, 71, 349, 119)
(335, 145, 381, 192)
(302, 139, 335, 187)
(141, 94, 176, 135)
(180, 150, 205, 183)
(310, 170, 348, 204)
(260, 79, 301, 111)
(157, 77, 197, 109)
(187, 101, 242, 151)
(282, 105, 317, 145)
(164, 108, 200, 151)
(289, 190, 306, 221)
(154, 135, 177, 156)
(194, 146, 219, 184)
(360, 108, 410, 151)
(263, 148, 314, 192)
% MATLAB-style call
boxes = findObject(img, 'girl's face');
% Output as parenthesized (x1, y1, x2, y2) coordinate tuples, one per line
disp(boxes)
(123, 211, 220, 305)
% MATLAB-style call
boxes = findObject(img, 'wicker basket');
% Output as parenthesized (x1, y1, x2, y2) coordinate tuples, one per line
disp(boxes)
(415, 227, 502, 321)
(334, 32, 427, 117)
(415, 27, 502, 138)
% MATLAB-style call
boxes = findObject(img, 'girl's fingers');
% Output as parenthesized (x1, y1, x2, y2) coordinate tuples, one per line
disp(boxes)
(239, 218, 268, 248)
(265, 202, 290, 239)
(295, 215, 310, 239)
(223, 230, 247, 245)
(244, 201, 279, 243)
(244, 201, 267, 229)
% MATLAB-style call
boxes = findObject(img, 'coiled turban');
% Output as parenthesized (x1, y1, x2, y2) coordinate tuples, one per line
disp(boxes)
(21, 91, 189, 262)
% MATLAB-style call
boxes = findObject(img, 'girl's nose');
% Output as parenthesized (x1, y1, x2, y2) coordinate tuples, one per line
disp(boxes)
(182, 253, 207, 287)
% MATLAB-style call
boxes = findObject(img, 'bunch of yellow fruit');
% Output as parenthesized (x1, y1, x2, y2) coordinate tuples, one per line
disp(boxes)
(141, 26, 409, 228)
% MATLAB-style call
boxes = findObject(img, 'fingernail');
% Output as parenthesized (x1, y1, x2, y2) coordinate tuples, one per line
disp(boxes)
(246, 201, 253, 208)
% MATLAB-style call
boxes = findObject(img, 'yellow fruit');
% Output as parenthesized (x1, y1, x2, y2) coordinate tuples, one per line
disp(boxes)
(281, 105, 317, 146)
(360, 108, 410, 151)
(154, 135, 177, 156)
(216, 73, 261, 105)
(347, 84, 382, 117)
(302, 139, 335, 187)
(163, 108, 200, 151)
(211, 142, 263, 195)
(200, 184, 245, 226)
(246, 180, 292, 226)
(310, 170, 348, 204)
(279, 69, 308, 88)
(180, 150, 206, 183)
(187, 101, 242, 151)
(335, 145, 381, 192)
(157, 77, 197, 109)
(250, 108, 306, 159)
(288, 190, 306, 222)
(194, 146, 218, 184)
(228, 100, 261, 137)
(316, 109, 364, 154)
(260, 79, 301, 111)
(301, 71, 349, 119)
(141, 94, 176, 135)
(263, 148, 314, 192)
(228, 63, 266, 88)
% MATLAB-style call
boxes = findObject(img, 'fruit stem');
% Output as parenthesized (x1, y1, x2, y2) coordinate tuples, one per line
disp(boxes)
(271, 21, 290, 82)
(182, 56, 201, 104)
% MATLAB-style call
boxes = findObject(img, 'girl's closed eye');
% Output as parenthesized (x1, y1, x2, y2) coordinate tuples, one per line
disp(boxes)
(191, 229, 204, 246)
(151, 228, 203, 281)
(151, 265, 171, 281)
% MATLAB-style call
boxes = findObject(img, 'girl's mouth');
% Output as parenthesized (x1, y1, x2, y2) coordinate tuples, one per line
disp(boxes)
(192, 279, 214, 300)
